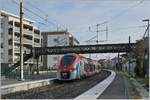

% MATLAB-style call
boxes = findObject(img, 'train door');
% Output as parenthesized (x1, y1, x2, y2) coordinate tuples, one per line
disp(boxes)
(74, 62, 79, 79)
(83, 60, 88, 76)
(80, 60, 85, 77)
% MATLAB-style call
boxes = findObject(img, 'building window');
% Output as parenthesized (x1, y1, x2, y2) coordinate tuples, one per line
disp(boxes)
(8, 49, 13, 55)
(34, 29, 40, 34)
(8, 28, 13, 34)
(1, 32, 4, 38)
(1, 43, 3, 48)
(8, 39, 12, 45)
(1, 53, 4, 59)
(8, 58, 12, 62)
(53, 57, 57, 61)
(53, 38, 59, 43)
(1, 22, 3, 28)
(34, 38, 40, 43)
(8, 21, 13, 25)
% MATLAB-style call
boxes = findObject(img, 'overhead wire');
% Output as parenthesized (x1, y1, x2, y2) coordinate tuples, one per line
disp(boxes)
(89, 0, 145, 28)
(68, 0, 145, 34)
(86, 0, 145, 43)
(25, 0, 48, 17)
(89, 25, 147, 33)
(9, 0, 146, 40)
(85, 25, 147, 42)
(106, 0, 145, 23)
(25, 0, 66, 30)
(11, 0, 64, 30)
(24, 13, 46, 28)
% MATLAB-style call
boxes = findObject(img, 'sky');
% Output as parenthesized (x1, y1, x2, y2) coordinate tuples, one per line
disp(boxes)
(0, 0, 150, 59)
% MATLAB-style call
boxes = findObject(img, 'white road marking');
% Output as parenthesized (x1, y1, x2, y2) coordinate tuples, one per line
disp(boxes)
(74, 70, 116, 100)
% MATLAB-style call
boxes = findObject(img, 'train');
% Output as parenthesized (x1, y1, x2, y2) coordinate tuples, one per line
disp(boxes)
(57, 53, 101, 80)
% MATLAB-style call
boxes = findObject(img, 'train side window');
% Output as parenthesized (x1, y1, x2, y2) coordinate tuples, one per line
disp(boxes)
(80, 61, 82, 66)
(84, 62, 88, 71)
(82, 61, 84, 67)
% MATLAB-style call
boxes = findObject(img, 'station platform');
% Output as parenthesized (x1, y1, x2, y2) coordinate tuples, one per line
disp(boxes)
(1, 71, 57, 95)
(1, 71, 57, 86)
(74, 70, 116, 99)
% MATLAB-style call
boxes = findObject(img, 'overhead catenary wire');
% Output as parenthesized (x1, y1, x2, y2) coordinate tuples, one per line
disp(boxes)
(87, 0, 145, 43)
(85, 25, 147, 42)
(89, 0, 145, 28)
(25, 0, 48, 17)
(67, 0, 145, 34)
(106, 0, 145, 24)
(25, 0, 66, 30)
(89, 25, 147, 33)
(11, 0, 64, 30)
(24, 13, 46, 28)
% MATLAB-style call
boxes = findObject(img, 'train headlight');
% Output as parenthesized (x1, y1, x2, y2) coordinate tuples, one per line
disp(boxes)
(70, 68, 74, 72)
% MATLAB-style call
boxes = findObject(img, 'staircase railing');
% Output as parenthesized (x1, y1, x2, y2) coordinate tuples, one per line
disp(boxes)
(4, 53, 33, 77)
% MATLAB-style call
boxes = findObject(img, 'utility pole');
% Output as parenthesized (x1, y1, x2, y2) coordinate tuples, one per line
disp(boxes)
(118, 53, 120, 71)
(20, 0, 24, 81)
(142, 19, 149, 78)
(148, 20, 149, 37)
(128, 36, 131, 75)
(96, 24, 99, 44)
(142, 19, 149, 37)
(88, 22, 108, 44)
(106, 25, 108, 41)
(87, 22, 107, 59)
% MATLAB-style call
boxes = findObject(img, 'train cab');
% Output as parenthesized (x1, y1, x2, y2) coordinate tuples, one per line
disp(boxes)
(57, 53, 78, 80)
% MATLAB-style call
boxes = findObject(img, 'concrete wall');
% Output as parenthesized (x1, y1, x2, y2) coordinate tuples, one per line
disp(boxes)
(1, 16, 9, 63)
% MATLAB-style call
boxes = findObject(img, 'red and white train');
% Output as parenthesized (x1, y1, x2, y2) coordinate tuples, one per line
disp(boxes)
(57, 53, 101, 80)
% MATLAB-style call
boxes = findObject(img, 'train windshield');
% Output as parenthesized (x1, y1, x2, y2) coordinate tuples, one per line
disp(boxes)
(60, 55, 76, 67)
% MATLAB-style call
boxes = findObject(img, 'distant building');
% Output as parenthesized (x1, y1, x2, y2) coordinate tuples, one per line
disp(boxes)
(41, 31, 79, 70)
(0, 10, 41, 73)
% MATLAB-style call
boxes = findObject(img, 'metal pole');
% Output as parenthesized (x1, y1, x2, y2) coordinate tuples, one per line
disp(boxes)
(96, 24, 98, 44)
(148, 20, 149, 37)
(128, 36, 131, 75)
(36, 57, 39, 75)
(20, 0, 24, 81)
(142, 19, 149, 37)
(118, 53, 120, 71)
(106, 25, 108, 41)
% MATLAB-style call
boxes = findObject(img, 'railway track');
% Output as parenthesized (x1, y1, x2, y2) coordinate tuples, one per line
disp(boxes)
(2, 70, 110, 99)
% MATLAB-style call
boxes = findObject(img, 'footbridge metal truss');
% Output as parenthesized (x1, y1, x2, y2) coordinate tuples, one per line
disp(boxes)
(34, 43, 136, 56)
(4, 43, 136, 76)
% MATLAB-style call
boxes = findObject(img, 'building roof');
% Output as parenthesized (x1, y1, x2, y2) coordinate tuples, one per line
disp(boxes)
(42, 30, 79, 44)
(0, 10, 34, 23)
(42, 30, 71, 35)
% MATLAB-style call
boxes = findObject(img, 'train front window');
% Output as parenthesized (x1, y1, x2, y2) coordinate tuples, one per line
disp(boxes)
(61, 55, 76, 67)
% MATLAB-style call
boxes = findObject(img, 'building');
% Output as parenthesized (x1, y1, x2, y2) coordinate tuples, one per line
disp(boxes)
(0, 10, 41, 73)
(42, 31, 79, 70)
